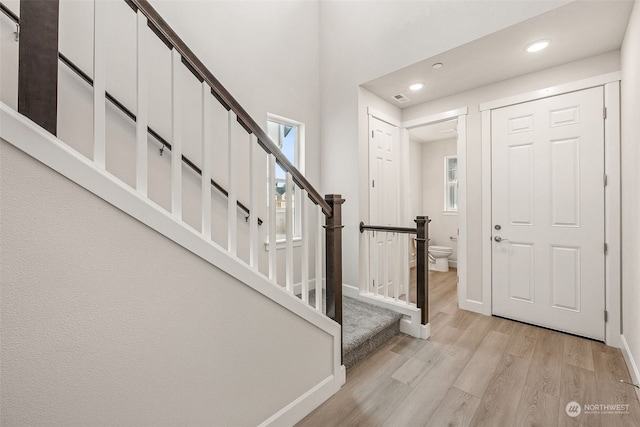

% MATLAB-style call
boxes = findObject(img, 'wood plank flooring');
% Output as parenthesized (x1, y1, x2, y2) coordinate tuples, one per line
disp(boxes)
(297, 269, 640, 427)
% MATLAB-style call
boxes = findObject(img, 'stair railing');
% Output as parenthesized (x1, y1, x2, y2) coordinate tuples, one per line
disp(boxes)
(359, 216, 430, 329)
(3, 0, 344, 332)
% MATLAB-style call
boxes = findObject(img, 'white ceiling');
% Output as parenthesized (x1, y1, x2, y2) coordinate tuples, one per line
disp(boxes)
(362, 0, 634, 109)
(409, 119, 457, 143)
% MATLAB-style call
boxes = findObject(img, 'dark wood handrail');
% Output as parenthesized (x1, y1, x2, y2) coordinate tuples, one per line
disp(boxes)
(359, 222, 419, 235)
(361, 217, 430, 327)
(128, 0, 332, 217)
(0, 1, 17, 23)
(0, 1, 262, 225)
(57, 53, 262, 225)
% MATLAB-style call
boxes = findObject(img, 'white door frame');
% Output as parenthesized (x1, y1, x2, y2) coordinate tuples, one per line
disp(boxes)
(480, 72, 621, 347)
(401, 107, 469, 311)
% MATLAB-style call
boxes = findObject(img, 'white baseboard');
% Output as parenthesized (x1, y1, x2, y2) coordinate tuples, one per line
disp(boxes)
(449, 260, 458, 268)
(358, 292, 427, 339)
(400, 318, 430, 340)
(293, 279, 318, 297)
(459, 298, 484, 315)
(620, 334, 640, 402)
(342, 284, 360, 299)
(259, 373, 341, 427)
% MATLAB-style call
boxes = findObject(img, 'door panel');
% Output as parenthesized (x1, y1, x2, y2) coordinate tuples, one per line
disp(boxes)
(491, 87, 605, 340)
(369, 116, 398, 295)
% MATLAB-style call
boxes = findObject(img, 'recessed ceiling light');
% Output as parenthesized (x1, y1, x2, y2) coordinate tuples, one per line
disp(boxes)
(432, 63, 443, 69)
(525, 39, 551, 53)
(409, 82, 424, 91)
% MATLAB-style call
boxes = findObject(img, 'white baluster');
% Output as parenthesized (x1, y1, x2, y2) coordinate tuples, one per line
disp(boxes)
(93, 0, 106, 169)
(301, 190, 309, 303)
(383, 231, 389, 299)
(394, 233, 399, 302)
(285, 172, 294, 293)
(171, 49, 182, 219)
(315, 207, 323, 313)
(404, 234, 410, 304)
(268, 154, 277, 281)
(201, 82, 212, 239)
(365, 230, 371, 294)
(373, 231, 379, 296)
(249, 134, 258, 270)
(135, 11, 148, 196)
(227, 111, 237, 255)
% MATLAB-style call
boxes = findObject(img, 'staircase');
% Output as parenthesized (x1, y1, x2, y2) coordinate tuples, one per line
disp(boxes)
(307, 290, 403, 368)
(342, 297, 403, 368)
(1, 1, 347, 425)
(0, 0, 427, 424)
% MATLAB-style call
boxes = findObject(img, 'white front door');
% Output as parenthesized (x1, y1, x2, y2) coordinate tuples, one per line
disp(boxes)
(369, 116, 398, 295)
(491, 87, 605, 340)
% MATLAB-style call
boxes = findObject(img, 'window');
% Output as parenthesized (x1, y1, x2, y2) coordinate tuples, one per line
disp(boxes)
(444, 155, 458, 213)
(267, 115, 304, 242)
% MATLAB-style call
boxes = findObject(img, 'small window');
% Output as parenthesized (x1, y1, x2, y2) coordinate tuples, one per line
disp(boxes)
(444, 155, 458, 213)
(267, 115, 304, 242)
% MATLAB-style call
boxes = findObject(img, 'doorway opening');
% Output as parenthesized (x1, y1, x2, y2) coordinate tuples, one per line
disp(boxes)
(407, 119, 459, 273)
(401, 107, 468, 310)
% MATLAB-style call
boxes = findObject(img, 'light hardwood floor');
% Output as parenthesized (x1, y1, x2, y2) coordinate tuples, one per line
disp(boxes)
(298, 269, 640, 427)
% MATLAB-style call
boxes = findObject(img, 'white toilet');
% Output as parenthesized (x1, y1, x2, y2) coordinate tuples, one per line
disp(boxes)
(428, 245, 454, 272)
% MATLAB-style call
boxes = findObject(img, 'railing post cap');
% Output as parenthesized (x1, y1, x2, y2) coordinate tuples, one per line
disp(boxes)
(324, 194, 345, 204)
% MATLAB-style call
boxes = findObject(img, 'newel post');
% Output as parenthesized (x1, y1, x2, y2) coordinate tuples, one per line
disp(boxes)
(325, 195, 345, 346)
(415, 216, 430, 325)
(18, 0, 60, 135)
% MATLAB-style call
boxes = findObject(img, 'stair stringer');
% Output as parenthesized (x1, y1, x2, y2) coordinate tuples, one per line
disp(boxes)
(0, 102, 346, 424)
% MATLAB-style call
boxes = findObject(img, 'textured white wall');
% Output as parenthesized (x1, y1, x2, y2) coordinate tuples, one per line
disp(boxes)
(402, 50, 620, 302)
(321, 0, 573, 287)
(621, 0, 640, 387)
(420, 137, 458, 261)
(0, 140, 334, 425)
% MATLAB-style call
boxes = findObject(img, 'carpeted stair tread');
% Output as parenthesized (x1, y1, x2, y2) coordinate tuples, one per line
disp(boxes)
(305, 290, 403, 369)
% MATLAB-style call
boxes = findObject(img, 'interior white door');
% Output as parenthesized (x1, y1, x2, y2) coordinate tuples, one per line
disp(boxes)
(369, 116, 398, 296)
(491, 87, 605, 340)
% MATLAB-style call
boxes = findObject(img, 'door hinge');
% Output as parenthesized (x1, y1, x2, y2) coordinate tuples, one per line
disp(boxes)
(372, 130, 375, 138)
(604, 174, 608, 186)
(372, 179, 375, 188)
(603, 107, 607, 120)
(604, 243, 608, 255)
(605, 310, 608, 322)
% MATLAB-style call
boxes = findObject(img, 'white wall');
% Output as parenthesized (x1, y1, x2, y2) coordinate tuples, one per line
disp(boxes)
(420, 137, 458, 262)
(621, 0, 640, 394)
(321, 0, 573, 287)
(0, 140, 334, 426)
(402, 50, 620, 303)
(408, 138, 423, 221)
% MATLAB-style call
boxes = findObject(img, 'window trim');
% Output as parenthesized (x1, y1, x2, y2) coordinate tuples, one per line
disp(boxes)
(444, 155, 458, 214)
(266, 114, 305, 245)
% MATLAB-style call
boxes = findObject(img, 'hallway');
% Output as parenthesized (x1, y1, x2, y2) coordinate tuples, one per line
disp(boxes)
(298, 270, 640, 426)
